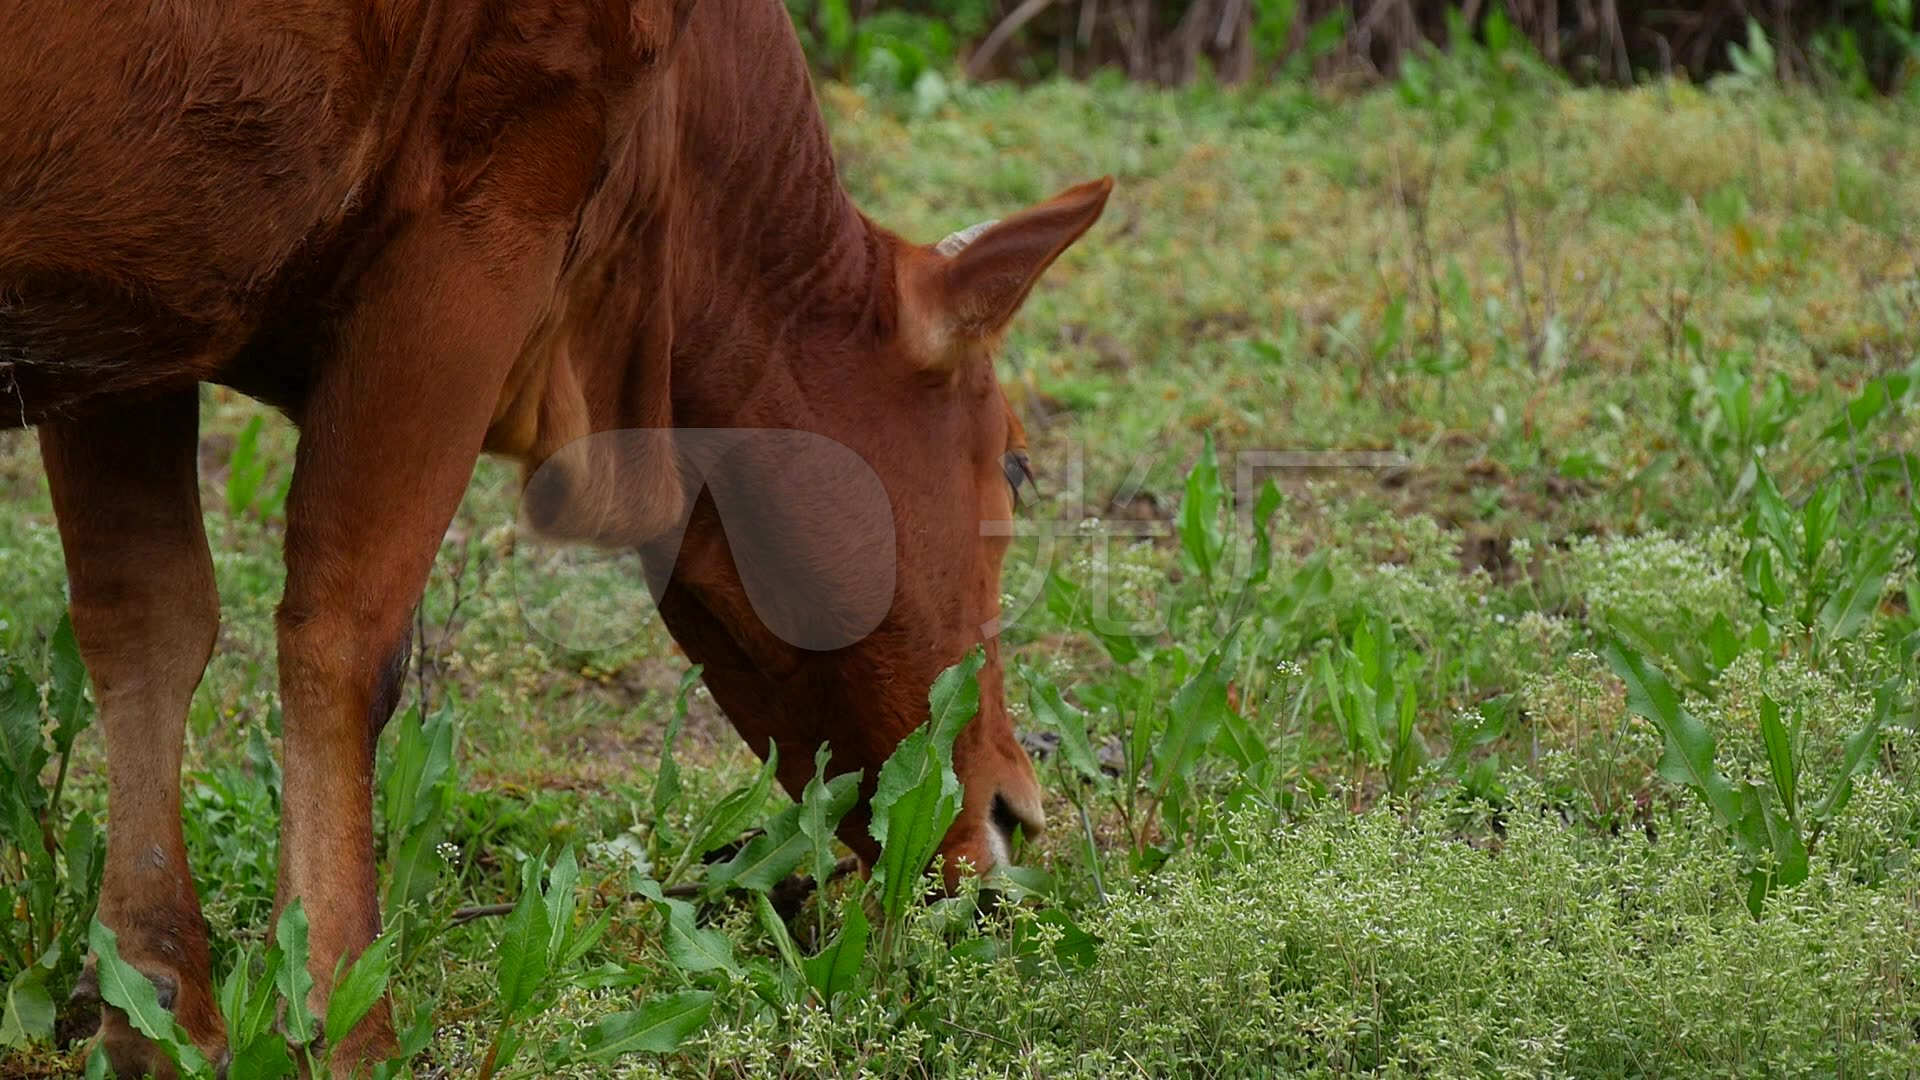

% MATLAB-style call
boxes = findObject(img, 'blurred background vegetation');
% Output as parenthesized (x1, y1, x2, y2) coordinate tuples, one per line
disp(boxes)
(792, 0, 1920, 95)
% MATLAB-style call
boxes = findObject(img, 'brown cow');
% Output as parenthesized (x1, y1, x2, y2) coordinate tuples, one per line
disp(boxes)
(1, 0, 1109, 1074)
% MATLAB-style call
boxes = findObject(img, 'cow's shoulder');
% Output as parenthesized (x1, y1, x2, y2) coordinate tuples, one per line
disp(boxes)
(426, 0, 693, 231)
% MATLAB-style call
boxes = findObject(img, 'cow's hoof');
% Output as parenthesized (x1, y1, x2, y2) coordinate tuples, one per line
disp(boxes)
(73, 957, 229, 1079)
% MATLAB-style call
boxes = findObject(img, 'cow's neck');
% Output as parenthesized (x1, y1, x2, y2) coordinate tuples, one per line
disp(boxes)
(658, 2, 890, 386)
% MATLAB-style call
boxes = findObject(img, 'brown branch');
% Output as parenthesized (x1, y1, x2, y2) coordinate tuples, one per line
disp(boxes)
(967, 0, 1060, 79)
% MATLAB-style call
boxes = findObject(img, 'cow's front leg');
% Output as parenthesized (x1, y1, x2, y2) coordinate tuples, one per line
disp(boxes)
(275, 218, 562, 1072)
(40, 389, 227, 1078)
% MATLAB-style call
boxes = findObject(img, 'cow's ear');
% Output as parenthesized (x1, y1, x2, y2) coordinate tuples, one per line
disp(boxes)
(925, 177, 1113, 348)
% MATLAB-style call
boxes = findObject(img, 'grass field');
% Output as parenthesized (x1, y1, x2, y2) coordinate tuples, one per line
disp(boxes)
(4, 53, 1920, 1078)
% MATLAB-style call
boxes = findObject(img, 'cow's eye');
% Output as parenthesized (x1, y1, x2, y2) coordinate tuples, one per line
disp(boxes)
(1001, 449, 1035, 510)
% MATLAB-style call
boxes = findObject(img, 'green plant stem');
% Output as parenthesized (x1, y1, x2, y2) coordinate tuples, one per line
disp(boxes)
(663, 847, 696, 891)
(44, 749, 72, 839)
(1077, 798, 1108, 905)
(476, 1024, 506, 1080)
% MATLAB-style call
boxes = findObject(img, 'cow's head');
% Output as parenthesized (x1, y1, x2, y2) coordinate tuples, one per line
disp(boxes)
(534, 178, 1112, 882)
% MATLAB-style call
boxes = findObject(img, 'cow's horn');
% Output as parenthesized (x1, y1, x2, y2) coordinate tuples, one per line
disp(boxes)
(935, 219, 998, 257)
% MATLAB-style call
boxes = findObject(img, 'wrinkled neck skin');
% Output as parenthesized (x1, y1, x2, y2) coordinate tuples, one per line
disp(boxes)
(582, 1, 1028, 873)
(535, 0, 888, 449)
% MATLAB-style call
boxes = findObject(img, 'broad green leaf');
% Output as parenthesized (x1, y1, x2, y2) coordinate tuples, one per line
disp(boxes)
(1799, 483, 1839, 574)
(559, 906, 614, 971)
(494, 857, 551, 1016)
(47, 613, 90, 751)
(800, 750, 860, 894)
(545, 846, 580, 967)
(1317, 648, 1348, 744)
(382, 706, 455, 840)
(1483, 4, 1513, 52)
(64, 810, 100, 905)
(218, 951, 250, 1046)
(1758, 696, 1797, 819)
(1741, 785, 1809, 916)
(324, 933, 394, 1048)
(652, 668, 702, 827)
(1749, 461, 1795, 560)
(384, 827, 445, 953)
(681, 744, 779, 864)
(0, 667, 45, 791)
(1020, 664, 1102, 783)
(382, 707, 456, 954)
(0, 791, 42, 876)
(1742, 544, 1786, 610)
(1247, 479, 1283, 588)
(1176, 433, 1225, 586)
(754, 893, 805, 977)
(948, 936, 999, 965)
(274, 901, 317, 1050)
(1820, 371, 1912, 440)
(985, 864, 1061, 905)
(1389, 681, 1422, 795)
(868, 762, 962, 917)
(656, 896, 738, 975)
(1447, 696, 1512, 765)
(707, 805, 809, 895)
(574, 961, 650, 992)
(803, 900, 869, 1009)
(573, 990, 713, 1061)
(1764, 799, 1808, 887)
(1152, 631, 1238, 793)
(232, 947, 285, 1049)
(228, 1036, 295, 1079)
(1372, 293, 1406, 359)
(1818, 539, 1896, 642)
(1745, 870, 1770, 919)
(394, 1007, 437, 1060)
(924, 649, 986, 750)
(1603, 637, 1742, 828)
(0, 966, 54, 1047)
(492, 1028, 527, 1074)
(1211, 706, 1271, 773)
(1126, 660, 1168, 788)
(1279, 555, 1333, 624)
(867, 651, 982, 908)
(88, 921, 209, 1074)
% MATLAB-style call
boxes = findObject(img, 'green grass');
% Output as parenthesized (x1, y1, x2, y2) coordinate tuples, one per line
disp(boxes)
(3, 65, 1920, 1077)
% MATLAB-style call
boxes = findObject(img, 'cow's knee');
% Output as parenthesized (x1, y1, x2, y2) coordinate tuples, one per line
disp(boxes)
(276, 601, 416, 743)
(67, 557, 219, 706)
(369, 620, 414, 736)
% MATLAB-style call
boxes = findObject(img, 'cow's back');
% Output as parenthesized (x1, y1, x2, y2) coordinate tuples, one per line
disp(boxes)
(0, 0, 399, 419)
